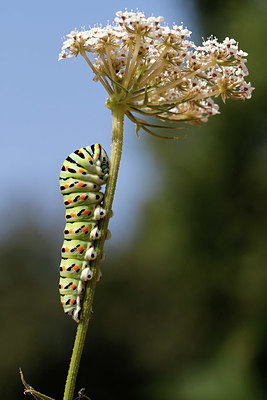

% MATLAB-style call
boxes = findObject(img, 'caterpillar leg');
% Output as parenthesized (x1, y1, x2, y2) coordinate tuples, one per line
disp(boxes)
(105, 229, 111, 240)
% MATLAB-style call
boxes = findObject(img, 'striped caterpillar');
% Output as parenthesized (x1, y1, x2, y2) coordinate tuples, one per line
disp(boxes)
(59, 144, 109, 322)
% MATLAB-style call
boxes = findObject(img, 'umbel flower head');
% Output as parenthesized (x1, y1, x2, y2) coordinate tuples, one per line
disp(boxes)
(59, 10, 254, 138)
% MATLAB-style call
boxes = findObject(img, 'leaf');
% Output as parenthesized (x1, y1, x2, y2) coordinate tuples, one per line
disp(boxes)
(129, 60, 146, 94)
(143, 85, 149, 106)
(104, 74, 129, 93)
(129, 113, 184, 130)
(74, 388, 92, 400)
(135, 125, 141, 138)
(125, 112, 140, 138)
(126, 112, 185, 140)
(20, 369, 55, 400)
(142, 126, 185, 140)
(131, 79, 164, 97)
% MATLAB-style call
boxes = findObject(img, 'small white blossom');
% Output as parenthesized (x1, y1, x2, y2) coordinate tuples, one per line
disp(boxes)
(59, 10, 254, 137)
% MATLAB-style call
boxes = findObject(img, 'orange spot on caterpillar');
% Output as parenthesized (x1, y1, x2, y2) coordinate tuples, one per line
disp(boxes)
(62, 266, 66, 271)
(65, 247, 69, 252)
(77, 246, 84, 253)
(88, 157, 92, 161)
(78, 149, 83, 153)
(79, 169, 85, 173)
(73, 265, 79, 272)
(70, 283, 76, 290)
(70, 299, 75, 304)
(69, 229, 73, 234)
(65, 166, 69, 171)
(77, 182, 85, 187)
(80, 195, 86, 200)
(61, 284, 63, 289)
(64, 184, 69, 189)
(82, 227, 88, 233)
(68, 199, 73, 204)
(83, 210, 90, 215)
(62, 301, 65, 306)
(71, 213, 76, 218)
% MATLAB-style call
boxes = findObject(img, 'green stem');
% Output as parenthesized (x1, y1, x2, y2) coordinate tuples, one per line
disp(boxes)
(63, 104, 125, 400)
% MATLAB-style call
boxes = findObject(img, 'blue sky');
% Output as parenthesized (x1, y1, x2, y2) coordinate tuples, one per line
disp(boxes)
(0, 0, 198, 244)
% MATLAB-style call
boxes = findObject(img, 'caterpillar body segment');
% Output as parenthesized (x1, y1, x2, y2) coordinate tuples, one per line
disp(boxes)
(65, 205, 106, 222)
(60, 180, 101, 195)
(64, 221, 101, 241)
(62, 191, 104, 208)
(59, 144, 109, 323)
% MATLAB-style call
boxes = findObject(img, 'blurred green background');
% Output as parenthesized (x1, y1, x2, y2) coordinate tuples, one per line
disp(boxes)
(1, 0, 266, 399)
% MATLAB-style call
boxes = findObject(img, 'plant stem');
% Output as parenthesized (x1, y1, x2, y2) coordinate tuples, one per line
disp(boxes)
(63, 104, 125, 400)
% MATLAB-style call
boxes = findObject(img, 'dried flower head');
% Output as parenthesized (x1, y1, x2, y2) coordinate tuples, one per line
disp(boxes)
(59, 10, 254, 138)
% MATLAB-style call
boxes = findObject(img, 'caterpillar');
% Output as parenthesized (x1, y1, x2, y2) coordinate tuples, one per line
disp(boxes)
(59, 143, 109, 323)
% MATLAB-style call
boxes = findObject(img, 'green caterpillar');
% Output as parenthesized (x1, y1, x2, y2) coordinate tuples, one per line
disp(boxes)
(59, 144, 109, 322)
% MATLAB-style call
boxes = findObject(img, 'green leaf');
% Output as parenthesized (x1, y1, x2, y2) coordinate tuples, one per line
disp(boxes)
(126, 112, 185, 140)
(20, 369, 55, 400)
(143, 85, 148, 105)
(105, 74, 129, 93)
(131, 79, 164, 97)
(129, 60, 147, 94)
(125, 111, 140, 137)
(142, 126, 185, 140)
(136, 124, 141, 138)
(129, 113, 184, 130)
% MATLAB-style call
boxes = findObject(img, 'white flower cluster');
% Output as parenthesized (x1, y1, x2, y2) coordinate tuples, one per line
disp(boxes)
(59, 10, 253, 133)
